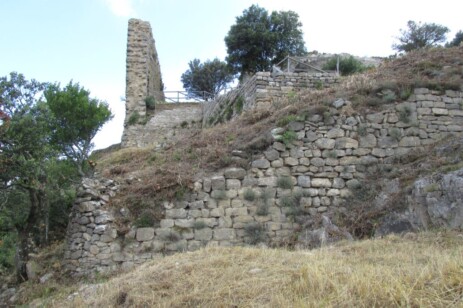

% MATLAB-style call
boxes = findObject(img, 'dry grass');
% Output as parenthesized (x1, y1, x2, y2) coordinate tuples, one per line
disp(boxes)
(30, 231, 463, 307)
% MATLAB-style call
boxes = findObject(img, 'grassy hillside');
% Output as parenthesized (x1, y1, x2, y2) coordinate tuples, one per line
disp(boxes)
(8, 46, 463, 306)
(27, 231, 463, 307)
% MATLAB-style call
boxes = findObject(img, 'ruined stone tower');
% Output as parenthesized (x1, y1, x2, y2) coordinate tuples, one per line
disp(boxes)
(121, 18, 164, 147)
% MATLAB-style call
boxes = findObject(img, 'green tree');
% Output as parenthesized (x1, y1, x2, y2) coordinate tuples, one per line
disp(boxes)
(45, 82, 112, 176)
(322, 55, 369, 76)
(0, 73, 111, 282)
(225, 5, 307, 79)
(181, 58, 234, 100)
(0, 73, 53, 281)
(446, 30, 463, 47)
(392, 20, 450, 52)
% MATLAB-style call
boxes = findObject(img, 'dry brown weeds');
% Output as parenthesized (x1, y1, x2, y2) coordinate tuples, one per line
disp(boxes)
(32, 231, 463, 307)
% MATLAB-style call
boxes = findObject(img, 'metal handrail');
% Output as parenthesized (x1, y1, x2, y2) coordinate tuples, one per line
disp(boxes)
(154, 91, 215, 103)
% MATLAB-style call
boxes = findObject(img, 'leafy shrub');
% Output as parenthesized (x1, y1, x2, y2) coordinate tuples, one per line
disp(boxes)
(243, 188, 256, 201)
(277, 176, 293, 189)
(134, 210, 156, 228)
(323, 55, 369, 76)
(382, 92, 397, 103)
(127, 111, 140, 125)
(281, 130, 297, 146)
(244, 223, 266, 245)
(315, 80, 324, 90)
(145, 96, 156, 109)
(398, 106, 412, 123)
(256, 203, 269, 216)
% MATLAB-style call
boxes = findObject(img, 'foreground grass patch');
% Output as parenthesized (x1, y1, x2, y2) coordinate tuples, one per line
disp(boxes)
(37, 231, 463, 307)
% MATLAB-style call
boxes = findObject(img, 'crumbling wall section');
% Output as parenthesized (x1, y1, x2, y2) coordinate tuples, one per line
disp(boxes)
(122, 18, 164, 147)
(65, 88, 463, 276)
(203, 72, 339, 127)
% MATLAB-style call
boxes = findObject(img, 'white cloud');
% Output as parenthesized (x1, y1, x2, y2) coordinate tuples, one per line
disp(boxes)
(103, 0, 137, 17)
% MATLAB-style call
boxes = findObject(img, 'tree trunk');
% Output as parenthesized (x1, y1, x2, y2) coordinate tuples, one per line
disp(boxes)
(14, 188, 43, 282)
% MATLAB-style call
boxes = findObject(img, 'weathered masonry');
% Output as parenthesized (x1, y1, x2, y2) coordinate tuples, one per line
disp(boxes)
(65, 88, 463, 276)
(121, 18, 164, 147)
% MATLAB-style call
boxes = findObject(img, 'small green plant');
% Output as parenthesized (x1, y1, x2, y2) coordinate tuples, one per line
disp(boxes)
(281, 130, 297, 146)
(175, 186, 188, 200)
(244, 223, 266, 245)
(256, 203, 269, 216)
(193, 221, 207, 230)
(277, 176, 293, 189)
(173, 152, 182, 161)
(134, 210, 156, 228)
(314, 80, 324, 90)
(243, 188, 256, 201)
(180, 121, 188, 128)
(145, 96, 156, 109)
(382, 92, 397, 103)
(358, 124, 368, 136)
(280, 195, 296, 207)
(224, 105, 233, 120)
(127, 111, 140, 125)
(398, 106, 412, 123)
(389, 128, 402, 142)
(234, 95, 244, 114)
(399, 87, 412, 100)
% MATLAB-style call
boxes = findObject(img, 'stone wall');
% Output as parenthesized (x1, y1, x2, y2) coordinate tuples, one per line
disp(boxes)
(122, 18, 164, 147)
(203, 71, 339, 127)
(121, 103, 202, 148)
(65, 88, 463, 276)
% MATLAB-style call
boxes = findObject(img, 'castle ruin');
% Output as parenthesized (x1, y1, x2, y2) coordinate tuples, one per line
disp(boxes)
(121, 18, 164, 147)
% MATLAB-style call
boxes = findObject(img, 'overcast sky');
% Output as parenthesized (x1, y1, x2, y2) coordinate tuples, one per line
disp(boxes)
(1, 0, 461, 149)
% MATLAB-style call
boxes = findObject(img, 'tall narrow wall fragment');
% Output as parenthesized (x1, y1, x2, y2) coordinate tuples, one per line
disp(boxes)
(122, 18, 164, 147)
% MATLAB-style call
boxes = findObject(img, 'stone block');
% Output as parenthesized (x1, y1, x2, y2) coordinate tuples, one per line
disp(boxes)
(224, 167, 247, 179)
(311, 178, 332, 188)
(211, 176, 226, 190)
(136, 228, 155, 241)
(258, 176, 277, 187)
(315, 138, 335, 149)
(174, 219, 195, 228)
(432, 108, 449, 115)
(297, 176, 311, 188)
(252, 158, 271, 169)
(326, 128, 345, 138)
(335, 137, 358, 149)
(166, 208, 187, 219)
(213, 228, 236, 240)
(160, 219, 174, 228)
(399, 136, 421, 147)
(264, 149, 280, 161)
(284, 157, 299, 166)
(226, 179, 241, 190)
(273, 142, 286, 151)
(210, 208, 224, 217)
(225, 207, 248, 217)
(359, 134, 377, 148)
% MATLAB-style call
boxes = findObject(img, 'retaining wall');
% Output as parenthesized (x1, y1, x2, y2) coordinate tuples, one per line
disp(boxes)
(65, 88, 463, 276)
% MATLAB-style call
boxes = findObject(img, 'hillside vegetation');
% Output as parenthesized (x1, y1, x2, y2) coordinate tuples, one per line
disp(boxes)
(8, 46, 463, 306)
(27, 231, 463, 307)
